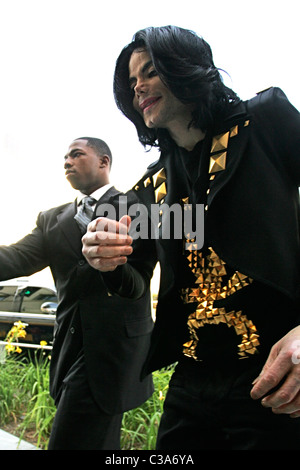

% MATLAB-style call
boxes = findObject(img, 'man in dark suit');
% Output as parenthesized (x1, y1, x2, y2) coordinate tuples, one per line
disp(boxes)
(82, 27, 300, 449)
(0, 137, 154, 450)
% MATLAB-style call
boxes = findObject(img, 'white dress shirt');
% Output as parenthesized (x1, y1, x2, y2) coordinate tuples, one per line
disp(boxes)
(76, 183, 113, 212)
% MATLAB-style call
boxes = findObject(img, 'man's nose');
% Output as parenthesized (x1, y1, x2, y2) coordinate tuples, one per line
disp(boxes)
(134, 79, 146, 97)
(64, 157, 72, 168)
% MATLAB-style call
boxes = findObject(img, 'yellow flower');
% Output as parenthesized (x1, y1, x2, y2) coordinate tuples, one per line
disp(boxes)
(159, 390, 165, 401)
(40, 341, 47, 347)
(5, 343, 15, 353)
(4, 321, 28, 355)
(18, 330, 27, 339)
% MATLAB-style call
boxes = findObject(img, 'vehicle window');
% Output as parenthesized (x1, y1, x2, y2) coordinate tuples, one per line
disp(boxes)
(0, 285, 57, 313)
(18, 287, 57, 314)
(0, 286, 17, 312)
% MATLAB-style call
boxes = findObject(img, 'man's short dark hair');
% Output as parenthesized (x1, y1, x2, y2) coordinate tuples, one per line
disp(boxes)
(76, 137, 112, 167)
(113, 25, 240, 152)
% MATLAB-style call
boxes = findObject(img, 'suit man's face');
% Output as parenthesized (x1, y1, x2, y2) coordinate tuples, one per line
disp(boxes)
(64, 139, 109, 194)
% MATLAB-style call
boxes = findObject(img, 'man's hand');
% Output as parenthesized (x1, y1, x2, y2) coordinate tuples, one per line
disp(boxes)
(82, 215, 133, 272)
(250, 326, 300, 418)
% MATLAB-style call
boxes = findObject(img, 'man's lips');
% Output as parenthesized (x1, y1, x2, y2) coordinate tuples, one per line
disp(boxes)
(65, 169, 76, 176)
(139, 96, 161, 112)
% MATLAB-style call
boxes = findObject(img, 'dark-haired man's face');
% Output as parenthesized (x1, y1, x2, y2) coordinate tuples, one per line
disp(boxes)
(129, 49, 193, 132)
(64, 139, 109, 195)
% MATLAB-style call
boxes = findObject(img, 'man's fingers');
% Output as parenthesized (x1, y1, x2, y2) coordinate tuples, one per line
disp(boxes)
(82, 216, 133, 272)
(86, 218, 98, 233)
(250, 340, 300, 415)
(82, 238, 133, 259)
(93, 230, 132, 245)
(95, 216, 132, 237)
(82, 244, 131, 272)
(250, 350, 291, 400)
(92, 254, 129, 272)
(119, 215, 131, 234)
(92, 243, 133, 258)
(260, 370, 300, 410)
(83, 219, 132, 250)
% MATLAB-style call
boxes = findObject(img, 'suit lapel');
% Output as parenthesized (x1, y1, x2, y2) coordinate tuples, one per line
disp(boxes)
(55, 187, 121, 258)
(93, 186, 120, 219)
(206, 107, 251, 208)
(57, 202, 83, 255)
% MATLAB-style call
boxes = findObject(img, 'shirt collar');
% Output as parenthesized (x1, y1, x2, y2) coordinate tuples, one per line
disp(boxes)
(76, 183, 113, 206)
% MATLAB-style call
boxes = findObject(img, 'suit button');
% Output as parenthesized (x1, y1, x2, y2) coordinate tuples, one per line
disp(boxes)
(78, 259, 85, 266)
(70, 327, 75, 334)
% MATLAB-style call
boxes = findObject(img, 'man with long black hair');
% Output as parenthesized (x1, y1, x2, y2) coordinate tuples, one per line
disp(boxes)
(83, 26, 300, 449)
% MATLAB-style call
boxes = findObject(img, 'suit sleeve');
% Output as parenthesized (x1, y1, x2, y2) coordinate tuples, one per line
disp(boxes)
(99, 189, 158, 299)
(0, 213, 49, 281)
(103, 236, 157, 299)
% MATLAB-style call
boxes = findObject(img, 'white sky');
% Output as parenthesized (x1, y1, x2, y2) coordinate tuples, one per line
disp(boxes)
(0, 0, 299, 285)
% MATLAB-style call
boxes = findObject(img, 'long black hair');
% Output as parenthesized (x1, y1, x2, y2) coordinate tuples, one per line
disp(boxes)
(113, 25, 239, 152)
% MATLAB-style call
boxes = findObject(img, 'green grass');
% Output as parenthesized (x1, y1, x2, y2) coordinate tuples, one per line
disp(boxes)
(121, 367, 172, 450)
(0, 349, 174, 450)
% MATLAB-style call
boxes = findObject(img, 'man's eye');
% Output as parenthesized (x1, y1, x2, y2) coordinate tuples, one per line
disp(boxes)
(148, 70, 157, 78)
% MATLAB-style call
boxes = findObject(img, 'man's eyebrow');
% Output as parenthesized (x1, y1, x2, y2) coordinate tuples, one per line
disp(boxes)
(129, 60, 154, 84)
(64, 148, 83, 160)
(142, 60, 154, 74)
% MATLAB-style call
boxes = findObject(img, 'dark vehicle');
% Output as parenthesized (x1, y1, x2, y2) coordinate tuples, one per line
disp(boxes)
(0, 278, 57, 349)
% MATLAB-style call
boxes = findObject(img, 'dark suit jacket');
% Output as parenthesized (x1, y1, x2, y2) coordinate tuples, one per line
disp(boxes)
(124, 87, 300, 375)
(0, 186, 154, 414)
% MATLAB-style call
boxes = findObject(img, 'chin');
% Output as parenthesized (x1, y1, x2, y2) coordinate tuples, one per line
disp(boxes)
(67, 178, 80, 190)
(145, 111, 166, 129)
(145, 117, 158, 129)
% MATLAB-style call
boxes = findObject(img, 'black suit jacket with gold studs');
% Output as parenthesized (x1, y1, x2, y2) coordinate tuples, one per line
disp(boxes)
(124, 87, 300, 375)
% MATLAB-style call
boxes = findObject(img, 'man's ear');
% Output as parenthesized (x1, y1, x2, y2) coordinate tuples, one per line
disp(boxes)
(99, 155, 110, 168)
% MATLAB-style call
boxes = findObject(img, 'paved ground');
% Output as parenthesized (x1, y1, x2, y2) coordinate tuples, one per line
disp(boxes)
(0, 429, 38, 450)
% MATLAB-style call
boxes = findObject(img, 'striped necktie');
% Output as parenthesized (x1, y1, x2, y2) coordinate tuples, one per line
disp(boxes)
(74, 196, 96, 233)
